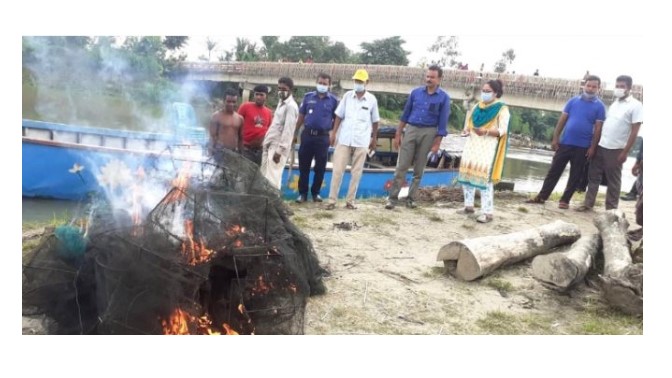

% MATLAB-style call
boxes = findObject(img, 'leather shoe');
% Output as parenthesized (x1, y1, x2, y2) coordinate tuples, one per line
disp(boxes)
(620, 193, 637, 201)
(312, 194, 323, 202)
(295, 194, 307, 203)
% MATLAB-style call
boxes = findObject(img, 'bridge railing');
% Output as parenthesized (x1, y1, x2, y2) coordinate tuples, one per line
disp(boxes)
(182, 62, 643, 103)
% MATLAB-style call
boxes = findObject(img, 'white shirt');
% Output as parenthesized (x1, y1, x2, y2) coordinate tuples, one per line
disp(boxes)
(263, 95, 299, 157)
(334, 90, 380, 148)
(599, 95, 644, 149)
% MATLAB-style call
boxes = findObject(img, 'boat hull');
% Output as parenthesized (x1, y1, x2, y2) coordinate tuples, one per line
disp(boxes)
(22, 120, 458, 201)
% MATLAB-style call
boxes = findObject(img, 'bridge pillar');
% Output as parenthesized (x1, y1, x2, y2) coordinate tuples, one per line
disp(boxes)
(242, 88, 251, 102)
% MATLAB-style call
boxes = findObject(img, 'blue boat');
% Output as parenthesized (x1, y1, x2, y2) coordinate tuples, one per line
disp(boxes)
(22, 105, 458, 201)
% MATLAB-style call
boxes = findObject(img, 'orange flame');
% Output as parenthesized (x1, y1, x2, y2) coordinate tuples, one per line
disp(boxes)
(251, 274, 271, 296)
(182, 220, 214, 265)
(226, 224, 246, 248)
(222, 323, 239, 335)
(161, 308, 191, 335)
(165, 161, 192, 202)
(162, 308, 241, 335)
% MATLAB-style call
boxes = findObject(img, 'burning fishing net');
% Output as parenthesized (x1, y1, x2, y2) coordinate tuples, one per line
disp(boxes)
(23, 148, 326, 334)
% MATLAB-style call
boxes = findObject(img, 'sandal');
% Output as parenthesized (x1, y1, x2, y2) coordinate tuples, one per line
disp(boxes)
(476, 214, 493, 223)
(345, 202, 358, 210)
(325, 203, 336, 210)
(558, 202, 569, 209)
(524, 197, 545, 204)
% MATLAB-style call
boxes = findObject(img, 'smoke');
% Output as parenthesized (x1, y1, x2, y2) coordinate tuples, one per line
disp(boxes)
(23, 36, 209, 135)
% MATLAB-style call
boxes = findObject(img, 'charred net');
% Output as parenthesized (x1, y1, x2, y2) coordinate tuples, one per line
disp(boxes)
(23, 148, 326, 334)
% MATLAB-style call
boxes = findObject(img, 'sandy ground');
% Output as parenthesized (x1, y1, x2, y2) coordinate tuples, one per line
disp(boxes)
(22, 190, 642, 335)
(296, 190, 643, 335)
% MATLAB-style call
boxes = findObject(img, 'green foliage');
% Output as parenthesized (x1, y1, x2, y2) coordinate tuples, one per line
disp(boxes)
(359, 36, 410, 66)
(428, 36, 460, 68)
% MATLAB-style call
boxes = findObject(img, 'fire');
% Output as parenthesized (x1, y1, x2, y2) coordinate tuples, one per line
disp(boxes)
(222, 324, 239, 335)
(250, 274, 271, 296)
(161, 308, 240, 335)
(225, 224, 246, 248)
(165, 161, 192, 202)
(161, 308, 191, 335)
(182, 219, 214, 265)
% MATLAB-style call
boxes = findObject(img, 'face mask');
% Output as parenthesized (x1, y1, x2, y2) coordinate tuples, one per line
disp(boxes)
(354, 83, 366, 92)
(316, 84, 328, 93)
(613, 88, 626, 98)
(582, 90, 596, 100)
(481, 92, 494, 102)
(278, 90, 288, 100)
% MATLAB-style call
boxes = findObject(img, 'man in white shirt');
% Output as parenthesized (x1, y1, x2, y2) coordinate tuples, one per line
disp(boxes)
(577, 75, 643, 211)
(325, 69, 380, 210)
(260, 77, 299, 190)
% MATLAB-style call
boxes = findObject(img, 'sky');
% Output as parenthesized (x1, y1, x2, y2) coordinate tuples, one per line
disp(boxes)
(4, 0, 664, 376)
(182, 35, 645, 88)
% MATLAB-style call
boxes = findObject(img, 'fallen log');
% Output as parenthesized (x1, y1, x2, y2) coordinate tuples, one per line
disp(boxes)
(531, 233, 601, 291)
(437, 220, 581, 281)
(594, 210, 643, 315)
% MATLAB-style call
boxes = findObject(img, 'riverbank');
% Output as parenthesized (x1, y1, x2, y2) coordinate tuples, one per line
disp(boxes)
(22, 190, 643, 334)
(297, 190, 642, 334)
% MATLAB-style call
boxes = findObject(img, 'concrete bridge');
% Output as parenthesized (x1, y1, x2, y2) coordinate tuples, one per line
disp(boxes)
(183, 62, 643, 112)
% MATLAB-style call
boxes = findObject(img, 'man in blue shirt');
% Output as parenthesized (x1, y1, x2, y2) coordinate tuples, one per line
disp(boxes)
(295, 73, 339, 203)
(385, 65, 451, 209)
(525, 75, 606, 208)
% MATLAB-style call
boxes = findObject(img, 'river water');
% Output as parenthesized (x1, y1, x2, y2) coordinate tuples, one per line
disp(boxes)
(22, 147, 638, 223)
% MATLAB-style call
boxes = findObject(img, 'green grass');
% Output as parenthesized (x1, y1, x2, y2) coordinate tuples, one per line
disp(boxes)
(484, 277, 515, 294)
(313, 212, 335, 220)
(361, 212, 398, 226)
(570, 297, 643, 335)
(476, 311, 555, 335)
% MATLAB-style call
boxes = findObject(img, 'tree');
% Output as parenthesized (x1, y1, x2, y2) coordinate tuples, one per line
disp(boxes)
(493, 48, 516, 73)
(260, 36, 280, 61)
(233, 38, 261, 61)
(428, 36, 460, 68)
(163, 36, 188, 51)
(206, 37, 217, 62)
(359, 36, 410, 66)
(322, 41, 352, 63)
(280, 36, 330, 62)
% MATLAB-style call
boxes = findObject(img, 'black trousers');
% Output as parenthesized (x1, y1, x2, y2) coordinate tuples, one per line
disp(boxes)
(298, 133, 330, 196)
(537, 144, 588, 203)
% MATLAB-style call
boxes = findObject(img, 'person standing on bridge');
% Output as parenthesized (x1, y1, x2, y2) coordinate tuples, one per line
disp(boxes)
(325, 69, 380, 210)
(260, 77, 299, 190)
(456, 79, 510, 223)
(239, 85, 273, 166)
(576, 75, 643, 212)
(525, 75, 606, 209)
(385, 64, 450, 210)
(208, 88, 244, 163)
(295, 73, 339, 203)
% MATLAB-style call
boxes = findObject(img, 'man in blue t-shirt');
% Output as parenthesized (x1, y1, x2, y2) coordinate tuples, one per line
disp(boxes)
(525, 75, 606, 208)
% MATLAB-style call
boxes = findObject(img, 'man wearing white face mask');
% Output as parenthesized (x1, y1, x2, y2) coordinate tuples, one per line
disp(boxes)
(525, 75, 606, 209)
(295, 73, 339, 203)
(261, 77, 299, 190)
(577, 75, 643, 211)
(325, 69, 380, 210)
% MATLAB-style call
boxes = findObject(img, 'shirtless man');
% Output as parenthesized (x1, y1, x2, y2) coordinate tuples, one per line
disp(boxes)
(209, 88, 244, 160)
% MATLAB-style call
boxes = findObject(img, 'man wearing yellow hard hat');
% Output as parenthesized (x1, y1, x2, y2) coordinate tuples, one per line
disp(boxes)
(325, 69, 380, 210)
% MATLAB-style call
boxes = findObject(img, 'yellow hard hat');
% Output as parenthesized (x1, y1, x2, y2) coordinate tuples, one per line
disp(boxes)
(352, 69, 369, 82)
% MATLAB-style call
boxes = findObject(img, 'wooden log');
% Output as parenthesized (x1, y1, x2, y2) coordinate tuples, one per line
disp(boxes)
(436, 220, 581, 281)
(594, 210, 643, 315)
(531, 233, 601, 291)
